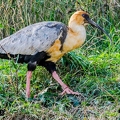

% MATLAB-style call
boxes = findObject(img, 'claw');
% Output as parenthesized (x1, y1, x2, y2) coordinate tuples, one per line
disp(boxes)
(60, 87, 80, 96)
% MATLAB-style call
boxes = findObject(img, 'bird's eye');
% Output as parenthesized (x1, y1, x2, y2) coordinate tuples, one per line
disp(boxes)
(82, 14, 86, 17)
(82, 14, 89, 20)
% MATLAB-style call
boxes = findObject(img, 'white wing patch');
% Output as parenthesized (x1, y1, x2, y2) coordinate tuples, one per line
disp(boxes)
(0, 22, 65, 55)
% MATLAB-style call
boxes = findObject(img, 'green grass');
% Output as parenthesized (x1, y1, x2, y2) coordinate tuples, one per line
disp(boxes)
(0, 0, 120, 119)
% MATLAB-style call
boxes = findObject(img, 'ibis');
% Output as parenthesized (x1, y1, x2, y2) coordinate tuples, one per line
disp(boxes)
(0, 10, 110, 98)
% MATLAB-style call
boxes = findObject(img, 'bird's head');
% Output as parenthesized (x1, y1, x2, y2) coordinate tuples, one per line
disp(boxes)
(69, 11, 111, 39)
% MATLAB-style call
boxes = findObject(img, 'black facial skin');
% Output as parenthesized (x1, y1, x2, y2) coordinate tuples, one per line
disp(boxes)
(82, 14, 111, 40)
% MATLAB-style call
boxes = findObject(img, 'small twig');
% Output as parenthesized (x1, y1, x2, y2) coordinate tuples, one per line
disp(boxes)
(0, 44, 11, 59)
(15, 69, 19, 95)
(0, 44, 19, 95)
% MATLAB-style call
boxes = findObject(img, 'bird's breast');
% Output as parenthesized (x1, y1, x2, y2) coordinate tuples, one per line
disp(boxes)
(62, 27, 86, 52)
(46, 30, 86, 63)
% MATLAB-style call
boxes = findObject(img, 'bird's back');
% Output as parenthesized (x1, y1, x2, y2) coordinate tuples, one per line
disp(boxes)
(0, 21, 68, 56)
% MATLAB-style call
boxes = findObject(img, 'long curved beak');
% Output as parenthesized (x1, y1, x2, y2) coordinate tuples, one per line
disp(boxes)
(87, 18, 111, 41)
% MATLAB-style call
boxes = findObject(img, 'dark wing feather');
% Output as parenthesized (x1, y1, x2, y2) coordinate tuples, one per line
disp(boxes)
(0, 21, 67, 55)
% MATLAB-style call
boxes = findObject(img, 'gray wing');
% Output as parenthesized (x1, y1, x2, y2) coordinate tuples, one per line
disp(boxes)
(0, 21, 67, 55)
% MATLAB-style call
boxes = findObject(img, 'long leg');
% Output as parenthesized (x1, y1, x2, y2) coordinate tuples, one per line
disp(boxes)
(26, 71, 32, 98)
(52, 71, 79, 95)
(44, 61, 79, 95)
(25, 52, 48, 98)
(26, 62, 37, 98)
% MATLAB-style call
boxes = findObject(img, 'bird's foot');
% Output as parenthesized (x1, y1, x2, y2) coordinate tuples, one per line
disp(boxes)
(60, 86, 80, 96)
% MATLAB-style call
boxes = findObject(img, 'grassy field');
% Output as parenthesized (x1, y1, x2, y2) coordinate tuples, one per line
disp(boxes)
(0, 0, 120, 119)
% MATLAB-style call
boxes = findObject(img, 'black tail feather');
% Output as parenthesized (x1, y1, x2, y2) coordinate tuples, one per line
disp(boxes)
(0, 53, 32, 63)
